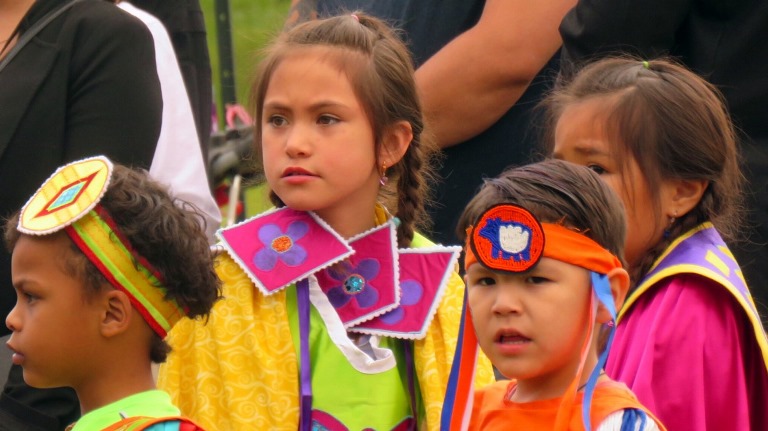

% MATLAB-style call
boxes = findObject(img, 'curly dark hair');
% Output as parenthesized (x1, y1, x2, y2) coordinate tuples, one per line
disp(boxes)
(5, 164, 221, 362)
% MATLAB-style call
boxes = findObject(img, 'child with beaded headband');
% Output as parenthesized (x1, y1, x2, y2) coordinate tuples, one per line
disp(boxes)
(443, 160, 665, 430)
(4, 156, 220, 431)
(158, 11, 494, 431)
(548, 57, 768, 430)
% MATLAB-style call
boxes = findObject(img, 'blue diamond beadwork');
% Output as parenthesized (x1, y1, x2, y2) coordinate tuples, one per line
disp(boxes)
(343, 274, 365, 294)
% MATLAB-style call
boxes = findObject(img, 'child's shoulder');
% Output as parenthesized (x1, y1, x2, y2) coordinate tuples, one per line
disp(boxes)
(640, 273, 742, 318)
(597, 410, 663, 431)
(101, 416, 204, 431)
(410, 231, 459, 249)
(474, 380, 512, 403)
(410, 231, 434, 248)
(103, 416, 203, 431)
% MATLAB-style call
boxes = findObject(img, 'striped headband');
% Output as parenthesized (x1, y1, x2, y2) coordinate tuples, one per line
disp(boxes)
(17, 156, 184, 338)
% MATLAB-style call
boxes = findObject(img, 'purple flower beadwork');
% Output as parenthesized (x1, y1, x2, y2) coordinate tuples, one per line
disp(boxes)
(325, 259, 380, 309)
(253, 221, 309, 271)
(378, 279, 423, 325)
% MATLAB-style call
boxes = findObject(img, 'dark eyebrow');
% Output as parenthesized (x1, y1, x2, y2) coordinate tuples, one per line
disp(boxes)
(553, 143, 610, 159)
(263, 100, 348, 112)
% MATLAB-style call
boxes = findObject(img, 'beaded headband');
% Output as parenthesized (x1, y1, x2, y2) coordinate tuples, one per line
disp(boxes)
(18, 156, 184, 338)
(463, 204, 622, 274)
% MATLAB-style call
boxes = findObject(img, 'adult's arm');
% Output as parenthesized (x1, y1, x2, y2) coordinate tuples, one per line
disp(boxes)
(558, 0, 690, 79)
(64, 5, 162, 167)
(286, 0, 317, 29)
(286, 0, 574, 149)
(415, 0, 575, 148)
(119, 1, 221, 243)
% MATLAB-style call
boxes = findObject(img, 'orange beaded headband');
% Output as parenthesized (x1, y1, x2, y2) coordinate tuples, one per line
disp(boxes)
(464, 204, 621, 274)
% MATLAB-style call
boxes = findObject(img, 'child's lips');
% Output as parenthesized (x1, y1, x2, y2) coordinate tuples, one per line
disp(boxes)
(6, 343, 24, 365)
(495, 329, 531, 344)
(494, 329, 531, 354)
(282, 167, 315, 178)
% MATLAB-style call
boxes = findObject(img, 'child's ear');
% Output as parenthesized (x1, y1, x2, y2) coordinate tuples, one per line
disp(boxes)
(99, 290, 132, 338)
(378, 120, 413, 168)
(662, 178, 709, 219)
(596, 268, 630, 324)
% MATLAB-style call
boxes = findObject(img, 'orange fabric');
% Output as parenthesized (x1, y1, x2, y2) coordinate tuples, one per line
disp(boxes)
(469, 380, 666, 430)
(553, 295, 596, 431)
(464, 223, 621, 274)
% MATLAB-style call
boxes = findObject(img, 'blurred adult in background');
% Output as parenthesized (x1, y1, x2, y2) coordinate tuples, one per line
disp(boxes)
(0, 0, 161, 429)
(117, 0, 221, 242)
(558, 0, 768, 322)
(288, 0, 576, 246)
(130, 0, 213, 172)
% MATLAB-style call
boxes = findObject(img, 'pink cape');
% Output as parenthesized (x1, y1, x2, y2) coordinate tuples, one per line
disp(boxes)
(607, 274, 768, 430)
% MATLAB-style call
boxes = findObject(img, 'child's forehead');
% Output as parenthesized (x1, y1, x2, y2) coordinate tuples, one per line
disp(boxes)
(467, 256, 584, 276)
(280, 45, 365, 68)
(13, 233, 81, 275)
(15, 230, 70, 251)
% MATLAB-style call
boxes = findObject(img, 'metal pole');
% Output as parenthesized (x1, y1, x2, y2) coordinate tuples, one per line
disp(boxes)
(214, 0, 237, 107)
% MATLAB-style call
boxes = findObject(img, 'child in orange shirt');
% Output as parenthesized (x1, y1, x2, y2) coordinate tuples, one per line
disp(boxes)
(4, 156, 219, 430)
(451, 159, 665, 430)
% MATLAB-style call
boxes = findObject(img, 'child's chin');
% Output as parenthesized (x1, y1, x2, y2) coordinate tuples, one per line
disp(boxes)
(495, 369, 516, 380)
(22, 371, 59, 389)
(490, 363, 517, 380)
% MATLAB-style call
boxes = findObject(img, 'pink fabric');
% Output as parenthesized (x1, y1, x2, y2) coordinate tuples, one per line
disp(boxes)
(315, 224, 399, 327)
(219, 208, 352, 294)
(607, 274, 768, 430)
(351, 248, 459, 339)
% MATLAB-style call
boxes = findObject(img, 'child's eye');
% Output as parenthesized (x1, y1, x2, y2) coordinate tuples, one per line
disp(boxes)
(471, 277, 497, 287)
(525, 276, 550, 285)
(587, 164, 607, 175)
(22, 291, 38, 304)
(317, 115, 339, 125)
(267, 115, 288, 127)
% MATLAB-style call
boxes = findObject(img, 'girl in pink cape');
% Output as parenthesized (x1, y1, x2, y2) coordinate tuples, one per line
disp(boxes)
(547, 57, 768, 430)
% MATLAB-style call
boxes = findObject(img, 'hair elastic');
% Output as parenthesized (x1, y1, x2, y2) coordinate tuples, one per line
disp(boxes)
(350, 13, 359, 22)
(642, 60, 650, 69)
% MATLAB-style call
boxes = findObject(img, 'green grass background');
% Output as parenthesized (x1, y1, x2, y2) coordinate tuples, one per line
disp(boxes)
(201, 0, 291, 218)
(201, 0, 291, 119)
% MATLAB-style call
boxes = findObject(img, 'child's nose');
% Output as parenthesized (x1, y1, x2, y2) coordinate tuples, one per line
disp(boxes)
(491, 287, 523, 315)
(284, 125, 312, 158)
(5, 304, 20, 332)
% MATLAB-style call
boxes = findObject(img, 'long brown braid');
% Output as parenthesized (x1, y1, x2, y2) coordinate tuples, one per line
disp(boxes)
(250, 12, 438, 247)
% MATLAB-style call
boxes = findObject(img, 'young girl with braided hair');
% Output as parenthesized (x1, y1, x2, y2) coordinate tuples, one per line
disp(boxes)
(158, 12, 493, 431)
(548, 57, 768, 430)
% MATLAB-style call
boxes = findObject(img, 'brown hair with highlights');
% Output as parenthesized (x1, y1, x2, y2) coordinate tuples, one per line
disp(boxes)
(249, 12, 438, 247)
(543, 57, 745, 285)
